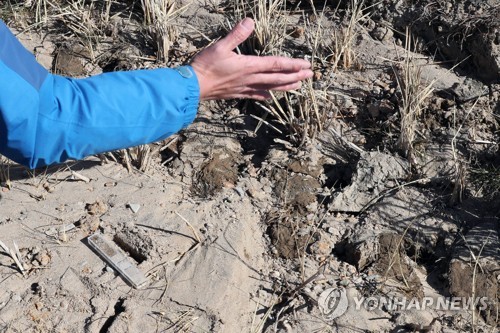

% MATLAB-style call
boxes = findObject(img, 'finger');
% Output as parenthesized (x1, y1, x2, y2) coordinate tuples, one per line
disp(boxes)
(246, 56, 312, 73)
(218, 18, 254, 52)
(228, 90, 271, 101)
(249, 69, 313, 86)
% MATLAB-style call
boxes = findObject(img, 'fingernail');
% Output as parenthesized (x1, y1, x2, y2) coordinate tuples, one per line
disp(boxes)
(241, 18, 254, 30)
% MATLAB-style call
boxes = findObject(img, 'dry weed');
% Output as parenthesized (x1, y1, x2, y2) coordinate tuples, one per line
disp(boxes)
(449, 99, 478, 205)
(255, 83, 329, 146)
(30, 0, 49, 25)
(304, 0, 368, 70)
(141, 0, 190, 63)
(329, 0, 368, 70)
(54, 0, 102, 61)
(0, 240, 27, 277)
(394, 30, 435, 162)
(232, 0, 287, 55)
(0, 155, 12, 190)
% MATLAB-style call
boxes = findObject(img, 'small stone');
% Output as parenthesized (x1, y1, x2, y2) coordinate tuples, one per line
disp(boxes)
(86, 200, 108, 216)
(309, 240, 331, 256)
(34, 251, 51, 266)
(39, 254, 50, 266)
(246, 188, 257, 198)
(105, 266, 116, 274)
(11, 294, 21, 302)
(372, 86, 382, 95)
(128, 203, 141, 214)
(34, 302, 44, 310)
(339, 279, 350, 287)
(234, 187, 245, 197)
(270, 270, 280, 279)
(43, 183, 55, 193)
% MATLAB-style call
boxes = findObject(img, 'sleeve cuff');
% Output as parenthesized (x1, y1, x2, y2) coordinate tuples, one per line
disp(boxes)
(175, 65, 200, 128)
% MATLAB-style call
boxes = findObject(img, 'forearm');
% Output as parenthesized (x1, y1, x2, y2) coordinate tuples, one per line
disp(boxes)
(1, 66, 199, 169)
(34, 68, 199, 168)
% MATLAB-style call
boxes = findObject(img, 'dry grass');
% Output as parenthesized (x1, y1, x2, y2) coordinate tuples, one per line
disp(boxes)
(247, 0, 367, 146)
(31, 0, 49, 25)
(449, 99, 478, 205)
(232, 0, 288, 55)
(141, 0, 190, 63)
(0, 156, 12, 190)
(321, 127, 364, 163)
(0, 240, 27, 277)
(394, 30, 435, 161)
(240, 1, 335, 146)
(329, 0, 368, 70)
(54, 0, 103, 61)
(255, 83, 329, 146)
(303, 0, 368, 70)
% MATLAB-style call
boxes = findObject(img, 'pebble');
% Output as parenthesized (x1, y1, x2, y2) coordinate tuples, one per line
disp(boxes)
(234, 187, 245, 197)
(128, 203, 141, 214)
(339, 279, 350, 287)
(11, 294, 21, 302)
(105, 266, 116, 274)
(38, 253, 50, 266)
(270, 270, 280, 279)
(309, 240, 331, 256)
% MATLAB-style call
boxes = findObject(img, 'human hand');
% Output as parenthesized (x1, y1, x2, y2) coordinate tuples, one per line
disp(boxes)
(190, 18, 313, 101)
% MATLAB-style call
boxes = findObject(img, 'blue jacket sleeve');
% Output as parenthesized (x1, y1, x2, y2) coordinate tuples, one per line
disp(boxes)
(0, 20, 199, 169)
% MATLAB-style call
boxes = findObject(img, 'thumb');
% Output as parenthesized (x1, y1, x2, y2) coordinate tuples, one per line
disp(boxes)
(219, 18, 254, 51)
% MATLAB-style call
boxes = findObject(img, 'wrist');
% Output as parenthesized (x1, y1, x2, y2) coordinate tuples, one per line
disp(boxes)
(190, 62, 211, 101)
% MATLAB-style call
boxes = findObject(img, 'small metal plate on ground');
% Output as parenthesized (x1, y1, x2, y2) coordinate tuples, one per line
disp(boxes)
(87, 233, 148, 289)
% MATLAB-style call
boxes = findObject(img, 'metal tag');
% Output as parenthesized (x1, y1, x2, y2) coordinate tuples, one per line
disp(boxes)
(87, 233, 148, 289)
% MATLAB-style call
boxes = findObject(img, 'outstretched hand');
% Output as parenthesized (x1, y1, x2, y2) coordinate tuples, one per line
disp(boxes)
(191, 18, 313, 101)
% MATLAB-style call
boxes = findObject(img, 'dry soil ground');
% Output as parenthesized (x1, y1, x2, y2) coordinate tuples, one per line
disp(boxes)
(0, 0, 498, 332)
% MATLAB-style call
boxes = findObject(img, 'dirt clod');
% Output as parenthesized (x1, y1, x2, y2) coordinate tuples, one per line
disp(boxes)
(86, 200, 108, 216)
(193, 152, 239, 198)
